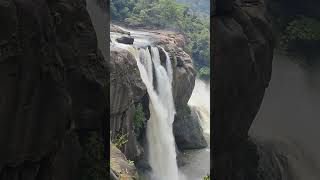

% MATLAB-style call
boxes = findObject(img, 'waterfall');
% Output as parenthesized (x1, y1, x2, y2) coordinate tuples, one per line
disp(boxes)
(136, 47, 180, 180)
(122, 44, 181, 179)
(111, 26, 185, 179)
(188, 79, 210, 136)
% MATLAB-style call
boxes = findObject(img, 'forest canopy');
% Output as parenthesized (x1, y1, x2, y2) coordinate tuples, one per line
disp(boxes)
(267, 0, 320, 63)
(111, 0, 210, 80)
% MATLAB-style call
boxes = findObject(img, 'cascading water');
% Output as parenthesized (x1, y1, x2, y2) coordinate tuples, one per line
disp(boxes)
(188, 79, 210, 136)
(111, 27, 182, 179)
(132, 46, 180, 180)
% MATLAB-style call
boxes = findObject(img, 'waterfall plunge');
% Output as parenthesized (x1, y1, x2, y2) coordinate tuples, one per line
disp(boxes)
(111, 25, 183, 179)
(188, 79, 210, 136)
(130, 46, 181, 180)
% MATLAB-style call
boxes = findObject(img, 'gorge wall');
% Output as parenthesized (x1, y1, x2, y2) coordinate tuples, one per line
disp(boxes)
(0, 0, 108, 179)
(213, 0, 274, 179)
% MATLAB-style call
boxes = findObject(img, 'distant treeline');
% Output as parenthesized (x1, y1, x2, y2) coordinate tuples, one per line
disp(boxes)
(111, 0, 210, 80)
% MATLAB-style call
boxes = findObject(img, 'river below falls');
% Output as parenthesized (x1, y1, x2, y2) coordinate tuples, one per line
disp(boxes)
(180, 79, 211, 180)
(179, 130, 210, 180)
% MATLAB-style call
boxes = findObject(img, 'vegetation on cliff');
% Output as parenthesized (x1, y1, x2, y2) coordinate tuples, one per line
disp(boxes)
(111, 0, 210, 79)
(267, 0, 320, 63)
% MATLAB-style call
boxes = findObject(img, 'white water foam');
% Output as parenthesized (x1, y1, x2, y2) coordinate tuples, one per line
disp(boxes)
(188, 79, 210, 135)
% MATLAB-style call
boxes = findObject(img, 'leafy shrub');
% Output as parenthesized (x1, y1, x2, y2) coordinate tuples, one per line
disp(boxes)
(128, 160, 135, 166)
(134, 103, 145, 131)
(285, 16, 320, 41)
(112, 133, 128, 149)
(203, 175, 210, 180)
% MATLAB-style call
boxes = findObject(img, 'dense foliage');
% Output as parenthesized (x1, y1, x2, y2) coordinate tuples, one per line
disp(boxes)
(134, 103, 145, 132)
(285, 17, 320, 41)
(176, 0, 210, 16)
(267, 0, 320, 63)
(111, 0, 210, 79)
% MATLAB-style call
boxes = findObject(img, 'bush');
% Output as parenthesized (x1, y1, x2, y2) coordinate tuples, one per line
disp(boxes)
(112, 133, 128, 149)
(285, 16, 320, 41)
(203, 175, 210, 180)
(134, 103, 145, 131)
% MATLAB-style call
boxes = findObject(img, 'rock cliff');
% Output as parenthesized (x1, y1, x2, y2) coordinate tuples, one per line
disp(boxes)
(0, 0, 108, 179)
(213, 0, 274, 179)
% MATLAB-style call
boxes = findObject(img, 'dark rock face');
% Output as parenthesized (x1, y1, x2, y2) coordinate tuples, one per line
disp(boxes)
(213, 0, 274, 179)
(215, 0, 233, 15)
(116, 36, 134, 44)
(174, 106, 207, 149)
(0, 0, 108, 179)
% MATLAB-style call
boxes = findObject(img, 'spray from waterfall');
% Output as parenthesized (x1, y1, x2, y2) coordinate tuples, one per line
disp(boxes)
(188, 79, 210, 136)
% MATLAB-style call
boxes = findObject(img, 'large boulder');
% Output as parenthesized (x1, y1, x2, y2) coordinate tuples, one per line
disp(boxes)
(213, 0, 274, 179)
(173, 106, 207, 149)
(116, 36, 134, 44)
(110, 143, 138, 180)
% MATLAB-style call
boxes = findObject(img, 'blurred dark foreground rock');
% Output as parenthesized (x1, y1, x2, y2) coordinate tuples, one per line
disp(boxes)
(0, 0, 109, 179)
(213, 0, 274, 179)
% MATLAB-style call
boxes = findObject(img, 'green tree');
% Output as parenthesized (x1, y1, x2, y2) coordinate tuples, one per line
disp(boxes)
(111, 0, 210, 80)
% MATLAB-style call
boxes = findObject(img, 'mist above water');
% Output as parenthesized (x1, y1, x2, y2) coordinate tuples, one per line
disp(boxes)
(250, 54, 320, 179)
(179, 79, 210, 180)
(188, 79, 210, 136)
